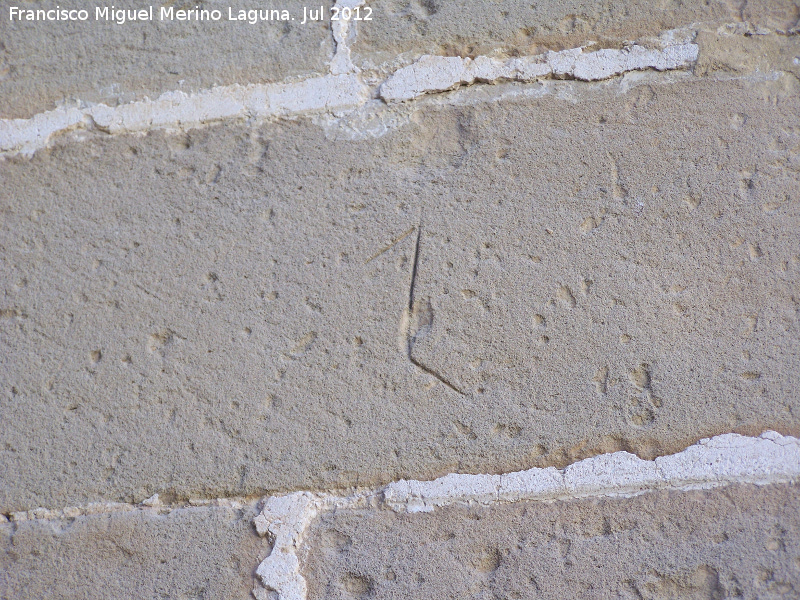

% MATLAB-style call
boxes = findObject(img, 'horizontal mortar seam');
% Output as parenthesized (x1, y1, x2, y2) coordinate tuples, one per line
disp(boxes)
(2, 23, 790, 158)
(252, 431, 800, 600)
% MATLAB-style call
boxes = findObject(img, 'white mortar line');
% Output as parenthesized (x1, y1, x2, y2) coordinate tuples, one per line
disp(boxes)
(0, 74, 369, 158)
(252, 431, 800, 600)
(379, 41, 698, 103)
(330, 0, 366, 75)
(2, 494, 260, 524)
(0, 33, 700, 159)
(1, 21, 793, 158)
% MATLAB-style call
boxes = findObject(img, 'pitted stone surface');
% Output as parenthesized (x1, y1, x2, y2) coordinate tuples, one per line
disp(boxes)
(1, 5, 800, 596)
(253, 433, 800, 598)
(303, 482, 800, 599)
(0, 504, 268, 599)
(0, 0, 332, 119)
(352, 0, 800, 67)
(2, 72, 799, 512)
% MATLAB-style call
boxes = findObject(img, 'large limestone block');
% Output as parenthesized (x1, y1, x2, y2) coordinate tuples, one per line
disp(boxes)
(1, 73, 799, 512)
(304, 483, 800, 599)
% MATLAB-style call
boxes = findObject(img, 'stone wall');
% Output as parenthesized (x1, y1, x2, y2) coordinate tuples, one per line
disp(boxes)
(1, 2, 799, 598)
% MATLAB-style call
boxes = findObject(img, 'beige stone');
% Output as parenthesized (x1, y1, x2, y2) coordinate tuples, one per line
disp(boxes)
(0, 0, 332, 119)
(1, 4, 800, 597)
(694, 29, 800, 78)
(2, 67, 798, 513)
(303, 482, 800, 599)
(0, 504, 269, 599)
(353, 0, 800, 67)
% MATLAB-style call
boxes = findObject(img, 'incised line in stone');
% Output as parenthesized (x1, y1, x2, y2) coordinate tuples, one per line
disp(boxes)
(404, 221, 466, 396)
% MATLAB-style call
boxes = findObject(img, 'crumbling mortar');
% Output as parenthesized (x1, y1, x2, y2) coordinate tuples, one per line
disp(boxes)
(253, 431, 800, 600)
(3, 494, 263, 524)
(330, 0, 367, 75)
(5, 24, 788, 158)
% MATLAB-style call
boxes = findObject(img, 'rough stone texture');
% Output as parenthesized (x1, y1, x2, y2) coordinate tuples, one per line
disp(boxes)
(353, 0, 800, 68)
(3, 4, 800, 597)
(2, 67, 799, 512)
(304, 482, 800, 599)
(0, 504, 269, 599)
(0, 0, 332, 119)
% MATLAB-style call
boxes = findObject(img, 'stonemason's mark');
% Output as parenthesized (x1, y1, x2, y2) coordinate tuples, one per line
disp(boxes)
(403, 224, 466, 395)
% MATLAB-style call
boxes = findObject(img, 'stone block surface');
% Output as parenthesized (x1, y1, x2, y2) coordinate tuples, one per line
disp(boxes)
(2, 5, 800, 599)
(0, 503, 268, 599)
(2, 69, 799, 512)
(0, 0, 332, 119)
(353, 0, 800, 67)
(304, 483, 800, 599)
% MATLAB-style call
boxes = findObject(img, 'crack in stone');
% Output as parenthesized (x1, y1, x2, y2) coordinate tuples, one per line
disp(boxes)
(407, 223, 422, 313)
(365, 226, 416, 264)
(408, 355, 468, 396)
